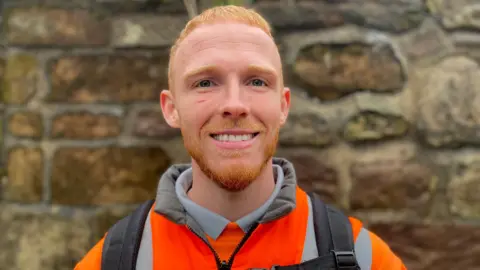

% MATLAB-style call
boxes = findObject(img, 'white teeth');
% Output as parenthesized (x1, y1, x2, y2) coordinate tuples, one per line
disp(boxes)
(213, 134, 254, 142)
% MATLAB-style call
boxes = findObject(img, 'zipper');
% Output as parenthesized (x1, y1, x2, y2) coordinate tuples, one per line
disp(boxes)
(224, 222, 259, 269)
(187, 224, 224, 269)
(187, 222, 260, 270)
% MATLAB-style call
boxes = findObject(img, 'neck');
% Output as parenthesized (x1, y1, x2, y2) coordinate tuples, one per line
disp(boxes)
(187, 160, 276, 222)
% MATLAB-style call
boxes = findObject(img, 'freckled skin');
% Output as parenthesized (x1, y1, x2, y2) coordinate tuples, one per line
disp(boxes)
(161, 23, 290, 191)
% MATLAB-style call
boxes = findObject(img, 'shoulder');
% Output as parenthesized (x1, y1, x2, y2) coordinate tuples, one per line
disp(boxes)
(348, 217, 407, 270)
(74, 235, 105, 270)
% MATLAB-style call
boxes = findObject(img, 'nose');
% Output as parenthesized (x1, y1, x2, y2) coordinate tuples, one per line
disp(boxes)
(220, 82, 249, 119)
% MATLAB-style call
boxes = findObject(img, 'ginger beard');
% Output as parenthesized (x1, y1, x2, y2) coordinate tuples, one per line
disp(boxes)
(181, 119, 279, 192)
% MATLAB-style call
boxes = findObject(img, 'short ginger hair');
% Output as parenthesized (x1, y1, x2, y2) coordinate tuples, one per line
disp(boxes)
(168, 5, 274, 89)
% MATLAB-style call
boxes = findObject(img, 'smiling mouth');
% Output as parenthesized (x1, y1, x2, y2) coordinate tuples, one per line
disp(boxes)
(210, 133, 260, 142)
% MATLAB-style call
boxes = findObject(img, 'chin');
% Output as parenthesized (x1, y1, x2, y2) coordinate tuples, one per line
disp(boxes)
(217, 155, 262, 167)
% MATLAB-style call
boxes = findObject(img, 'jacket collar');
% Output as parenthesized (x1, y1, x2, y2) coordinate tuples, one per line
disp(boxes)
(154, 157, 297, 226)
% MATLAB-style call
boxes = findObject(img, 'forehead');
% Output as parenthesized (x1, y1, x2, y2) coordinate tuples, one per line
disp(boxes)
(173, 23, 281, 78)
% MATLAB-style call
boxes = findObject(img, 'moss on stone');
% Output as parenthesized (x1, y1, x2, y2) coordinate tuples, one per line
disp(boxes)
(2, 53, 38, 104)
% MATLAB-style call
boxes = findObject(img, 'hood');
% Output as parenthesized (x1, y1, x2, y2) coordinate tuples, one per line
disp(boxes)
(154, 157, 298, 226)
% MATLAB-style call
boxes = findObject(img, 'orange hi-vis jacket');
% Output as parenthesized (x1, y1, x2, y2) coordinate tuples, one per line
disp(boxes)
(75, 158, 407, 270)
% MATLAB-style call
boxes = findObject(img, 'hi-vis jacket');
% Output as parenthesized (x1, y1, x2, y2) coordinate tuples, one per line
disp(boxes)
(75, 158, 407, 270)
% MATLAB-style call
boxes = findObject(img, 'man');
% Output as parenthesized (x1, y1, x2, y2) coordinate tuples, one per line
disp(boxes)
(75, 5, 406, 270)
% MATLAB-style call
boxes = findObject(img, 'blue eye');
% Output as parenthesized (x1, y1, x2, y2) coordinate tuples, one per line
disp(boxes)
(196, 80, 213, 88)
(249, 79, 266, 87)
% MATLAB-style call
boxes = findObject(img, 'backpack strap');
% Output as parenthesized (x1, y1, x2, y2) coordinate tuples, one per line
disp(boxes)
(309, 192, 359, 269)
(101, 199, 155, 270)
(273, 193, 359, 270)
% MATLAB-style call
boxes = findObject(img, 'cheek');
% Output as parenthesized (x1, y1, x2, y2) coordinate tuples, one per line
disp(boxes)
(178, 99, 212, 130)
(251, 98, 283, 127)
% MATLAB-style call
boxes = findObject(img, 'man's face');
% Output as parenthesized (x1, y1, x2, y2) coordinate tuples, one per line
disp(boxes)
(161, 23, 290, 191)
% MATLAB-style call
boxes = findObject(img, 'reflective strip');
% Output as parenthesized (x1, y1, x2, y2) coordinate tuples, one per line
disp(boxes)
(136, 201, 372, 270)
(301, 195, 318, 261)
(355, 228, 372, 270)
(136, 211, 153, 270)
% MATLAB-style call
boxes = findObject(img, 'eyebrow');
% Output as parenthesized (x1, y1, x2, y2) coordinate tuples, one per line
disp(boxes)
(183, 65, 217, 81)
(246, 64, 277, 78)
(183, 64, 277, 82)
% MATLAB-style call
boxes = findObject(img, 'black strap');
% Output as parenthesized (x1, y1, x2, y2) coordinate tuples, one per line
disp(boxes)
(274, 193, 359, 270)
(310, 192, 333, 257)
(101, 199, 154, 270)
(309, 192, 358, 269)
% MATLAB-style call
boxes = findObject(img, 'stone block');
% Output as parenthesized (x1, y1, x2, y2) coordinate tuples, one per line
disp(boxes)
(343, 111, 409, 143)
(112, 15, 187, 47)
(427, 0, 480, 30)
(5, 147, 43, 203)
(8, 111, 43, 139)
(48, 54, 169, 103)
(254, 0, 426, 33)
(279, 112, 332, 147)
(3, 54, 38, 104)
(90, 206, 137, 240)
(51, 112, 122, 139)
(51, 147, 171, 205)
(350, 147, 434, 212)
(452, 32, 480, 63)
(340, 0, 426, 33)
(254, 1, 345, 31)
(281, 150, 338, 204)
(132, 109, 180, 139)
(96, 0, 187, 14)
(416, 56, 480, 147)
(0, 58, 4, 97)
(396, 18, 453, 65)
(6, 8, 110, 46)
(0, 204, 94, 270)
(291, 43, 405, 100)
(370, 222, 480, 270)
(448, 153, 480, 218)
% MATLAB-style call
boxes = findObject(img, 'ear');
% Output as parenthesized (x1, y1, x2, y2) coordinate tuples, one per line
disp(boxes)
(160, 90, 180, 128)
(279, 87, 291, 126)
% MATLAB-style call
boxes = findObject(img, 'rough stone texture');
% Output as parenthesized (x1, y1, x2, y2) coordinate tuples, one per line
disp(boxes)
(292, 43, 405, 100)
(427, 0, 480, 30)
(343, 111, 409, 143)
(8, 111, 43, 139)
(254, 2, 346, 31)
(96, 0, 187, 14)
(132, 109, 180, 139)
(369, 222, 480, 270)
(350, 146, 433, 212)
(254, 0, 426, 33)
(3, 54, 38, 104)
(112, 15, 188, 47)
(282, 150, 338, 204)
(396, 18, 454, 65)
(448, 154, 480, 218)
(0, 205, 94, 270)
(417, 56, 480, 147)
(90, 207, 137, 240)
(338, 0, 427, 33)
(279, 112, 332, 147)
(48, 54, 169, 103)
(5, 148, 43, 203)
(452, 32, 480, 63)
(51, 112, 122, 139)
(6, 8, 110, 45)
(0, 58, 5, 96)
(51, 147, 171, 205)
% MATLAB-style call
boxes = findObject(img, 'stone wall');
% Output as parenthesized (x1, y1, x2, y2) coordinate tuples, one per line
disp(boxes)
(1, 0, 480, 269)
